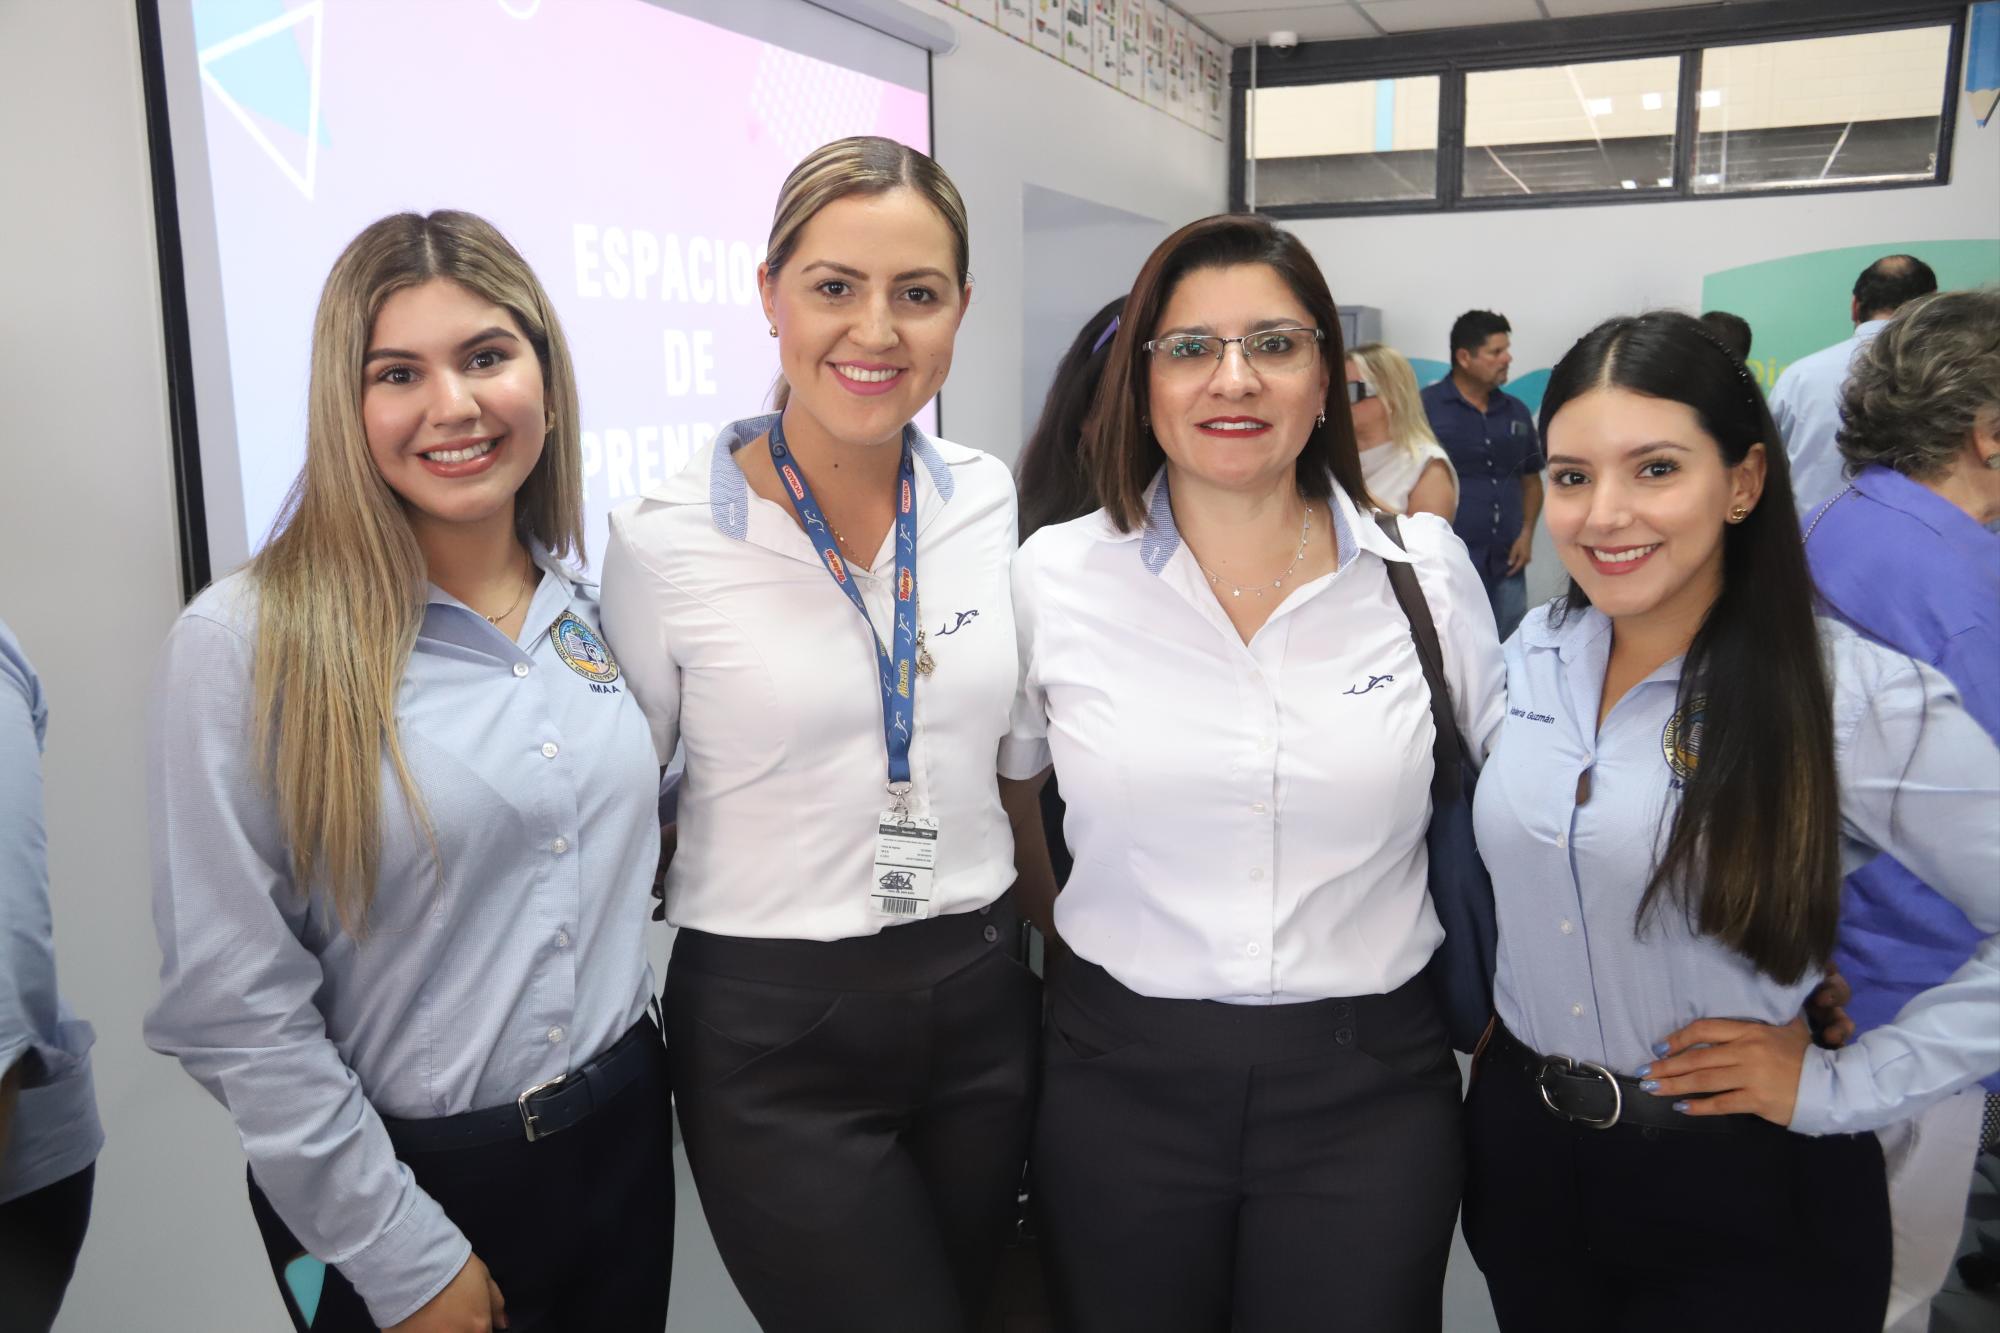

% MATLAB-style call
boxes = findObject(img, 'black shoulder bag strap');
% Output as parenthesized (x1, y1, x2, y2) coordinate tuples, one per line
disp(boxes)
(1372, 511, 1465, 809)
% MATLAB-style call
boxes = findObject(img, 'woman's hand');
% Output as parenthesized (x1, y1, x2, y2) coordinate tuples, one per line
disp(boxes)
(1636, 1015, 1811, 1127)
(385, 1253, 506, 1332)
(1804, 966, 1855, 1049)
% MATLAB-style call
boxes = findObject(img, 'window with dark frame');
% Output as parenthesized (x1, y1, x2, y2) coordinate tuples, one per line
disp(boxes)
(1230, 1, 1964, 219)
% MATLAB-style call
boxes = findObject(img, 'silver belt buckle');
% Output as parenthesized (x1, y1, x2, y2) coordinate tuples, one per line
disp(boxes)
(1535, 1055, 1623, 1130)
(517, 1073, 569, 1142)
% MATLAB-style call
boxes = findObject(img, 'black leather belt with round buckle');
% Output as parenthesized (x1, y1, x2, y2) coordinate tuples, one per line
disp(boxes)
(1486, 1022, 1755, 1135)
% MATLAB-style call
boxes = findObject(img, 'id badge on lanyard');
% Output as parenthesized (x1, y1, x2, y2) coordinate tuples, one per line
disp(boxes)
(768, 416, 940, 919)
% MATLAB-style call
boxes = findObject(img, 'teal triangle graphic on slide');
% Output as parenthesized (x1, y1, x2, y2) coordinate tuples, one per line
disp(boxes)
(283, 1253, 326, 1324)
(194, 0, 329, 144)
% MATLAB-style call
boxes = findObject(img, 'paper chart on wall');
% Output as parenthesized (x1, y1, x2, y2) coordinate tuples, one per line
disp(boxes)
(1165, 9, 1188, 118)
(1144, 0, 1168, 109)
(1118, 0, 1144, 97)
(1202, 34, 1226, 137)
(1091, 0, 1118, 84)
(1063, 0, 1091, 68)
(997, 0, 1032, 41)
(1032, 0, 1065, 56)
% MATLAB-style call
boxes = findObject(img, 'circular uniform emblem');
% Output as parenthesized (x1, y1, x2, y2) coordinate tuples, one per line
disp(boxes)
(1661, 696, 1705, 782)
(550, 611, 620, 685)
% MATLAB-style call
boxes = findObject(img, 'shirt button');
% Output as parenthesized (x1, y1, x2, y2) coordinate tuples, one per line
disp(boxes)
(551, 836, 569, 854)
(1570, 1003, 1583, 1018)
(1555, 832, 1568, 849)
(1251, 802, 1267, 814)
(555, 931, 570, 949)
(547, 1026, 565, 1043)
(1250, 868, 1266, 881)
(541, 741, 559, 759)
(1559, 919, 1574, 935)
(1247, 943, 1262, 957)
(513, 662, 530, 678)
(1257, 735, 1273, 751)
(983, 925, 1000, 943)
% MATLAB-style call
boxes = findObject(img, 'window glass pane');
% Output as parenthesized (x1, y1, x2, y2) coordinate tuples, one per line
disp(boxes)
(1248, 76, 1441, 206)
(1694, 27, 1951, 194)
(1463, 56, 1681, 198)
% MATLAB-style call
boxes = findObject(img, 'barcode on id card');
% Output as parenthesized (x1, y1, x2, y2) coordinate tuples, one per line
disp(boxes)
(878, 897, 919, 916)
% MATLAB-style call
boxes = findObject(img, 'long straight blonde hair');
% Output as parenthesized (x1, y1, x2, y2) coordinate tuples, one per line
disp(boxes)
(764, 136, 970, 409)
(251, 211, 582, 934)
(1349, 342, 1442, 461)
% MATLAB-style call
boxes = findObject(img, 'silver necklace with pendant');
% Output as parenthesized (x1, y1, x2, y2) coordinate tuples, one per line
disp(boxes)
(1195, 504, 1314, 599)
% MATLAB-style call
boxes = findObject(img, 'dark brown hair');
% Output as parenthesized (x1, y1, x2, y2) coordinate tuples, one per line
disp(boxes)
(1083, 214, 1370, 531)
(1541, 311, 1840, 984)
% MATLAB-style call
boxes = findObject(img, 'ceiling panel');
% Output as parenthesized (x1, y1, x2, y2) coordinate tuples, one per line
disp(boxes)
(1175, 0, 1737, 46)
(1359, 0, 1545, 33)
(1171, 3, 1381, 45)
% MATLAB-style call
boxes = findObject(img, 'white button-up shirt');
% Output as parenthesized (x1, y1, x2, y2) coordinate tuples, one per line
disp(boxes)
(1002, 471, 1505, 1002)
(600, 414, 1020, 941)
(1769, 318, 1889, 517)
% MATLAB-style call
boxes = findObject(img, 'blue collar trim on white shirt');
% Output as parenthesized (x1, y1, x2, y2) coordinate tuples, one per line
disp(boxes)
(706, 412, 953, 543)
(1137, 467, 1361, 577)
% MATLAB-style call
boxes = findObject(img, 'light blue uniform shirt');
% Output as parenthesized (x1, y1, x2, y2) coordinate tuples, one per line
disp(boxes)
(1476, 602, 2000, 1136)
(1769, 318, 1890, 517)
(144, 553, 659, 1327)
(0, 619, 103, 1205)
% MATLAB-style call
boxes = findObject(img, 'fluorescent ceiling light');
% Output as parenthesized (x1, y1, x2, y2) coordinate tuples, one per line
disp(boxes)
(1656, 177, 1672, 187)
(1620, 179, 1637, 189)
(1641, 92, 1664, 111)
(1700, 89, 1724, 108)
(1586, 97, 1614, 116)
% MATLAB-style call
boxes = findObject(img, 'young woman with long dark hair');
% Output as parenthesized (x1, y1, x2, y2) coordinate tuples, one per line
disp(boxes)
(1463, 311, 2000, 1332)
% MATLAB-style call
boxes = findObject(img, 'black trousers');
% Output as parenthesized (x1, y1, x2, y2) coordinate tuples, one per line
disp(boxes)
(1032, 955, 1464, 1333)
(248, 1021, 673, 1332)
(666, 903, 1042, 1333)
(0, 1161, 94, 1333)
(1462, 1031, 1892, 1332)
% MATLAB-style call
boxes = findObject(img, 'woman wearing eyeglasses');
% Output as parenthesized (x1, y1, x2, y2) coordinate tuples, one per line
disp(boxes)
(1004, 213, 1504, 1332)
(1349, 343, 1457, 522)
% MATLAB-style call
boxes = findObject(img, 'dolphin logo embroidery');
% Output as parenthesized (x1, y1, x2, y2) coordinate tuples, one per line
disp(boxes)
(1344, 673, 1394, 696)
(937, 609, 979, 636)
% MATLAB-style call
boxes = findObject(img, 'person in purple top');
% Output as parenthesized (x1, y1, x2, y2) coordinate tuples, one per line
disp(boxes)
(1804, 286, 2000, 1333)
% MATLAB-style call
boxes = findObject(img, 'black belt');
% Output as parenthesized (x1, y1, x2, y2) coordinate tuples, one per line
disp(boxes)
(382, 1014, 663, 1152)
(1483, 1022, 1760, 1135)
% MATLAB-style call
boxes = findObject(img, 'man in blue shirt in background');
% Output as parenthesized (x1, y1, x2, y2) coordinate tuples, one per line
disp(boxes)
(1422, 310, 1543, 638)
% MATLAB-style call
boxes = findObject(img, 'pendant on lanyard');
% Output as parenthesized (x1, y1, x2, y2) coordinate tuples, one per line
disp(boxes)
(768, 415, 941, 919)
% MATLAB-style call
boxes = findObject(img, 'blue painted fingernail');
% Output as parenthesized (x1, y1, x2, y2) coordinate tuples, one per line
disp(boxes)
(1640, 1079, 1659, 1092)
(1634, 1064, 1651, 1078)
(1672, 1101, 1691, 1114)
(1651, 1041, 1671, 1057)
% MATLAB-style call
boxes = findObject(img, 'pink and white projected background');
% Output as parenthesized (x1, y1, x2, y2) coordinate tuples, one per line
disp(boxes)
(164, 0, 932, 574)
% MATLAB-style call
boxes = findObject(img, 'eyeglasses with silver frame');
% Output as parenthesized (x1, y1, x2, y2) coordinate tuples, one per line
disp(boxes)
(1143, 326, 1325, 376)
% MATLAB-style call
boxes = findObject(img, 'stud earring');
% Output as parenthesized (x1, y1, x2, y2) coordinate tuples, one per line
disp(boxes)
(1315, 411, 1327, 428)
(768, 326, 778, 338)
(1727, 505, 1750, 522)
(1985, 453, 2000, 471)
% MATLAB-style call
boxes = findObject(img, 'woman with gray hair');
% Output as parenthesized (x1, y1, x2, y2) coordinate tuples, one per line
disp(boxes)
(1804, 285, 2000, 1333)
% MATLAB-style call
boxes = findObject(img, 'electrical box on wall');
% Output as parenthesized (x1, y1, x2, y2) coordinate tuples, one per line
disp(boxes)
(1339, 305, 1382, 348)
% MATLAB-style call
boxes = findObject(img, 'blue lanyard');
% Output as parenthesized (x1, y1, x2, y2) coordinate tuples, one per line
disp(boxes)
(768, 415, 920, 788)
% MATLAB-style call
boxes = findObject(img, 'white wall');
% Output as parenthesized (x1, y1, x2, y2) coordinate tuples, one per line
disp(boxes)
(931, 6, 1228, 460)
(1287, 65, 2000, 602)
